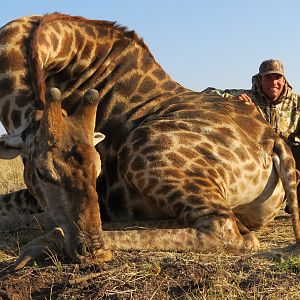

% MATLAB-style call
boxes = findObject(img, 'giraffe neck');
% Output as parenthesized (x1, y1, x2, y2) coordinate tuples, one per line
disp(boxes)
(0, 13, 187, 136)
(32, 14, 185, 124)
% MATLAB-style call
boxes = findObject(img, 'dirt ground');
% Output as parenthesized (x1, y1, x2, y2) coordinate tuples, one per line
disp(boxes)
(0, 158, 300, 299)
(0, 212, 300, 300)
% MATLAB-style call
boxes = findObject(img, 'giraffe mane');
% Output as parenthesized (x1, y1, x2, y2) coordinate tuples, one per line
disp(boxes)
(29, 12, 154, 106)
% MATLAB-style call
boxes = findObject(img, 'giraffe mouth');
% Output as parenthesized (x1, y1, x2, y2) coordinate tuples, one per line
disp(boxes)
(76, 249, 113, 263)
(65, 231, 112, 263)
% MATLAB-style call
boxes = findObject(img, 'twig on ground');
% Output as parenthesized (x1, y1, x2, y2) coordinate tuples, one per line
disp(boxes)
(68, 263, 128, 285)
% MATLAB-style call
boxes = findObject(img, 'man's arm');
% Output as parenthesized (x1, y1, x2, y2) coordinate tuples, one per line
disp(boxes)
(202, 87, 254, 105)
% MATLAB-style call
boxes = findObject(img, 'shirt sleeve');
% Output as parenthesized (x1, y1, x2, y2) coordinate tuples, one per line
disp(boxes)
(201, 87, 251, 98)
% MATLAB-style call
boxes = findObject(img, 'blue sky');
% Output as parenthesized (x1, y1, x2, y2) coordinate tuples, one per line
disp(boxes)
(0, 0, 300, 134)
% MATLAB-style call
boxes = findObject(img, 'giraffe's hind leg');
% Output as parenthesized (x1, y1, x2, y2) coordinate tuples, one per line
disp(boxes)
(189, 210, 260, 252)
(0, 189, 55, 231)
(0, 188, 41, 216)
(126, 173, 260, 252)
(235, 216, 260, 251)
(118, 162, 259, 252)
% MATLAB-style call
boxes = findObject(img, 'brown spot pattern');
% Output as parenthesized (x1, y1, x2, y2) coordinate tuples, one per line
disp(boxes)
(0, 77, 16, 98)
(152, 69, 166, 80)
(50, 31, 59, 50)
(138, 76, 156, 94)
(131, 156, 145, 171)
(0, 49, 25, 72)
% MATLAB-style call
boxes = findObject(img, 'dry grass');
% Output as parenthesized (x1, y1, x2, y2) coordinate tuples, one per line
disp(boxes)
(0, 157, 25, 193)
(0, 158, 300, 299)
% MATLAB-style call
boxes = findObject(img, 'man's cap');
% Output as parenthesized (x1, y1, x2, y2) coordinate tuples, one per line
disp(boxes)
(259, 59, 285, 76)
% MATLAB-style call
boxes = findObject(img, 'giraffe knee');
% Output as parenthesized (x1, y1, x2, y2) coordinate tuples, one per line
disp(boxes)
(193, 216, 259, 252)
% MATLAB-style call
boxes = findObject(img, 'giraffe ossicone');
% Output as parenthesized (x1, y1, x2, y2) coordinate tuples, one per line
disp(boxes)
(0, 13, 299, 270)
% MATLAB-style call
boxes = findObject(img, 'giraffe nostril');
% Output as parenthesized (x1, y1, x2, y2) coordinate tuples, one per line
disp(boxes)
(76, 243, 89, 256)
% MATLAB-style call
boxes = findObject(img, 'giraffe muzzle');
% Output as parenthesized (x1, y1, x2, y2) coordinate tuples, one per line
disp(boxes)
(68, 231, 110, 263)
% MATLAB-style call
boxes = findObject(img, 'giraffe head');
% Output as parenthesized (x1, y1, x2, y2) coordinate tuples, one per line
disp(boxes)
(23, 87, 106, 261)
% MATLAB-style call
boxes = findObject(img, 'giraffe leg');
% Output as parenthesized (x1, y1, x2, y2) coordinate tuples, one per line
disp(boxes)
(235, 216, 260, 251)
(285, 168, 300, 214)
(0, 189, 51, 231)
(0, 211, 55, 231)
(0, 188, 41, 215)
(119, 170, 260, 252)
(105, 213, 259, 253)
(149, 177, 260, 251)
(92, 219, 259, 254)
(189, 212, 260, 252)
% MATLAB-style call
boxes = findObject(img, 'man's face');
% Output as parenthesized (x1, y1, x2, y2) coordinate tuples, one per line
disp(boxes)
(260, 73, 285, 101)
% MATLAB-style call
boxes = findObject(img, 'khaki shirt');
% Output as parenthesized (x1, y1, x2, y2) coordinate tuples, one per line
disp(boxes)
(202, 75, 300, 145)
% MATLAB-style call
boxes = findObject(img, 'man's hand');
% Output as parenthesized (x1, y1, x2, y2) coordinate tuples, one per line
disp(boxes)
(238, 93, 253, 104)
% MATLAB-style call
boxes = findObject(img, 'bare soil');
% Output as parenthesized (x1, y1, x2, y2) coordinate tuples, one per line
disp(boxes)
(0, 158, 300, 299)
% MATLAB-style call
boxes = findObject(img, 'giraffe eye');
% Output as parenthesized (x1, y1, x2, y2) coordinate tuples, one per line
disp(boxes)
(35, 167, 59, 185)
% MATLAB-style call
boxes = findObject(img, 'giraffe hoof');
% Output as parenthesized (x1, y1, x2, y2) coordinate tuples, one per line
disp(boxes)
(243, 233, 260, 252)
(13, 244, 50, 270)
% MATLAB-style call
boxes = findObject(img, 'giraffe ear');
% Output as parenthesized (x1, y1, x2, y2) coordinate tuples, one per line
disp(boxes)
(93, 132, 105, 146)
(0, 118, 33, 158)
(0, 133, 23, 158)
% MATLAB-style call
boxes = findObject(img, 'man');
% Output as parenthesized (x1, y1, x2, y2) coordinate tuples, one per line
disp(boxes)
(203, 59, 300, 210)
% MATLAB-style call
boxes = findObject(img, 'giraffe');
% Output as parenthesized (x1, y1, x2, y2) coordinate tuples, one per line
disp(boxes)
(0, 13, 299, 270)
